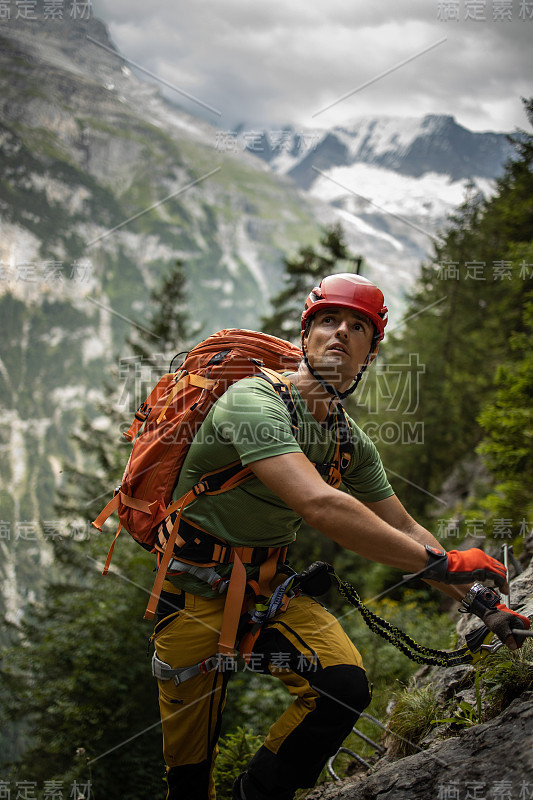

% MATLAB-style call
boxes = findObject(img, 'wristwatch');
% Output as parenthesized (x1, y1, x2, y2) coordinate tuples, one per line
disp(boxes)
(461, 582, 501, 618)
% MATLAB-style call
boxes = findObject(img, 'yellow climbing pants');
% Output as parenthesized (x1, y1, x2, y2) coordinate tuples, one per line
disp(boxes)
(153, 583, 370, 800)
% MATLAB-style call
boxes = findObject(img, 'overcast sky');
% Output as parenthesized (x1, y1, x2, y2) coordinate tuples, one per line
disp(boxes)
(92, 0, 531, 134)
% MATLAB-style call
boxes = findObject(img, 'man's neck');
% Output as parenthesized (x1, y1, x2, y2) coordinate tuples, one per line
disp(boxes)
(288, 365, 347, 424)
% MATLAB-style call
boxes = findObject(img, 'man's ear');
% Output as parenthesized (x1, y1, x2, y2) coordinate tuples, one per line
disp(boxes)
(301, 323, 311, 349)
(368, 345, 379, 365)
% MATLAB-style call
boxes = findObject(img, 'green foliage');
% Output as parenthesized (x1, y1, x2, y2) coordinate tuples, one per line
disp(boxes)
(370, 98, 533, 521)
(221, 669, 290, 738)
(385, 684, 442, 757)
(0, 260, 199, 793)
(342, 592, 455, 689)
(427, 640, 533, 741)
(0, 537, 164, 798)
(213, 726, 263, 800)
(435, 670, 484, 728)
(128, 258, 201, 365)
(476, 296, 533, 528)
(477, 638, 533, 716)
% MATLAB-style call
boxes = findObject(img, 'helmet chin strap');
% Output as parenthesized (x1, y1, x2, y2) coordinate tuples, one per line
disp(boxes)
(302, 346, 373, 402)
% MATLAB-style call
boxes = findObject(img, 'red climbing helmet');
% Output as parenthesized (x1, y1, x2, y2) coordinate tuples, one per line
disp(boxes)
(301, 274, 388, 342)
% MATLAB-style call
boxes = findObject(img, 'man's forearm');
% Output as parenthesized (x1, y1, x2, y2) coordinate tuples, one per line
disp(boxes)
(313, 498, 469, 603)
(250, 452, 504, 600)
(305, 491, 429, 573)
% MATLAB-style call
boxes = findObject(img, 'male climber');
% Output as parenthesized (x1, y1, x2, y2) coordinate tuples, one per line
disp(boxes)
(152, 274, 529, 800)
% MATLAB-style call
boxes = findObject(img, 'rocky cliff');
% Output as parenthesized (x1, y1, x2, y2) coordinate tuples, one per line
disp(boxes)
(308, 692, 533, 800)
(308, 559, 533, 800)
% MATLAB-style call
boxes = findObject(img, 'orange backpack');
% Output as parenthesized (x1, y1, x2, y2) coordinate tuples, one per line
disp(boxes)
(93, 330, 303, 621)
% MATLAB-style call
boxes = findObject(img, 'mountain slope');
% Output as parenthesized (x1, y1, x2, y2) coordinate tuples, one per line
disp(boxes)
(0, 10, 322, 621)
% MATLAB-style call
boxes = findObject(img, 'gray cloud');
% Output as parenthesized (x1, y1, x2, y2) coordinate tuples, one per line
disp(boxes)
(93, 0, 532, 133)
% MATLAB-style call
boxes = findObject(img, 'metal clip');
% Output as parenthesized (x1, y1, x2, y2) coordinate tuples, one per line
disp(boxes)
(480, 640, 505, 654)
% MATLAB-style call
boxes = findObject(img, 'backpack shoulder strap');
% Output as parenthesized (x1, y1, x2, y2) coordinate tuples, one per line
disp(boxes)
(256, 368, 354, 484)
(254, 367, 299, 435)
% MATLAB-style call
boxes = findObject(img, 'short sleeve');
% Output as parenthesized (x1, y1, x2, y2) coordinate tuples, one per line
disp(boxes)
(211, 377, 303, 465)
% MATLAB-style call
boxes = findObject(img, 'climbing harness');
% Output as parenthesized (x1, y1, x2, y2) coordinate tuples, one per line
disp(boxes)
(152, 561, 519, 687)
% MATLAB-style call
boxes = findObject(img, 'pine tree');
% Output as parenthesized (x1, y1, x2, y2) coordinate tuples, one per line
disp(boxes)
(476, 296, 533, 530)
(0, 260, 198, 797)
(374, 97, 533, 521)
(261, 223, 363, 341)
(129, 258, 202, 363)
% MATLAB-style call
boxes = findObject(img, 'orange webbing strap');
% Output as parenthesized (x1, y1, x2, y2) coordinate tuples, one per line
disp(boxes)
(261, 548, 285, 594)
(102, 523, 122, 575)
(124, 372, 181, 441)
(326, 465, 342, 487)
(156, 373, 218, 424)
(217, 551, 247, 657)
(239, 546, 289, 663)
(92, 492, 157, 532)
(92, 491, 156, 533)
(322, 412, 343, 488)
(155, 374, 190, 424)
(218, 467, 254, 492)
(92, 493, 120, 532)
(93, 492, 159, 575)
(257, 367, 292, 391)
(144, 488, 198, 621)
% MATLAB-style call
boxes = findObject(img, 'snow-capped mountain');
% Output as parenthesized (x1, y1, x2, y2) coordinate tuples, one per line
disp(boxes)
(237, 115, 514, 303)
(262, 115, 513, 182)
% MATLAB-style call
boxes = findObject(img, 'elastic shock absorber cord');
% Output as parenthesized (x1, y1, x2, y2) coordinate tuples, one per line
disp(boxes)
(331, 573, 486, 668)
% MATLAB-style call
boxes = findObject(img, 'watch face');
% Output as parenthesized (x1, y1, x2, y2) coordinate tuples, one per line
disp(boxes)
(464, 583, 500, 610)
(479, 587, 500, 605)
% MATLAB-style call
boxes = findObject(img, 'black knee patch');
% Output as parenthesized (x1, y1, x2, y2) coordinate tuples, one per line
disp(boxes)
(277, 664, 371, 787)
(310, 663, 372, 727)
(166, 762, 210, 800)
(245, 666, 371, 794)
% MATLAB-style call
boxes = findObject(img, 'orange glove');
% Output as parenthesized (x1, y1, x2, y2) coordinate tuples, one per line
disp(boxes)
(423, 545, 508, 590)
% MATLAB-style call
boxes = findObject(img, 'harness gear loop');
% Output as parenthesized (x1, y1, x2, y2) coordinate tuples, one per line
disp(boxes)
(152, 652, 220, 685)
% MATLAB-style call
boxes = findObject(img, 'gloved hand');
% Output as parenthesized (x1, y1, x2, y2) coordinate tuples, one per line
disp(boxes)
(483, 603, 531, 651)
(423, 545, 508, 590)
(460, 582, 531, 650)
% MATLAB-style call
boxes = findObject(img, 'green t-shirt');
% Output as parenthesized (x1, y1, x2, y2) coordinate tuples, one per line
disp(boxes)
(168, 376, 393, 596)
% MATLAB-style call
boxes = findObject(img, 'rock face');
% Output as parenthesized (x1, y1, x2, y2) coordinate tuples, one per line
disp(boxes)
(306, 692, 533, 800)
(305, 560, 533, 800)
